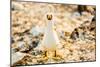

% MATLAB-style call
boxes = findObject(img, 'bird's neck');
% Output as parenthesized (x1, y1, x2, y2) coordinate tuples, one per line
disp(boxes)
(47, 20, 54, 30)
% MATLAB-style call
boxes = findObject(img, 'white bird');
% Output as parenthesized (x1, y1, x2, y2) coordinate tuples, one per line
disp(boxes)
(36, 14, 60, 58)
(43, 14, 60, 49)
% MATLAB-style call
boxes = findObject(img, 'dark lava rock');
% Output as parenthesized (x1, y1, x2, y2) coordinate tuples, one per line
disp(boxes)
(30, 50, 43, 56)
(77, 5, 87, 15)
(32, 40, 39, 48)
(14, 32, 24, 36)
(17, 37, 24, 41)
(23, 29, 30, 34)
(70, 28, 79, 40)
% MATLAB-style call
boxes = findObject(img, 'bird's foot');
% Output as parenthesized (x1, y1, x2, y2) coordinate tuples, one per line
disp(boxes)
(52, 51, 64, 61)
(41, 51, 49, 62)
(52, 55, 63, 61)
(42, 51, 48, 58)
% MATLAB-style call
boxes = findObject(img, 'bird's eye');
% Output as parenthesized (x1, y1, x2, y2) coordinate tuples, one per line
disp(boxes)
(47, 15, 52, 20)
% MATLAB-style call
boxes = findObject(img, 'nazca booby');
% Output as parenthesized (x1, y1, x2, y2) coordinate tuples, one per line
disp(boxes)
(42, 14, 60, 50)
(36, 14, 60, 58)
(43, 14, 60, 58)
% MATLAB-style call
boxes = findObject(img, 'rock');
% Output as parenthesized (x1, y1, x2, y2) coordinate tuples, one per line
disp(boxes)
(77, 5, 87, 15)
(32, 40, 39, 48)
(11, 52, 26, 65)
(70, 28, 79, 40)
(71, 12, 81, 18)
(30, 26, 44, 36)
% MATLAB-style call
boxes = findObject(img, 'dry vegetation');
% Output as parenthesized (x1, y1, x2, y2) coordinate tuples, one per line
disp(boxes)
(11, 1, 96, 67)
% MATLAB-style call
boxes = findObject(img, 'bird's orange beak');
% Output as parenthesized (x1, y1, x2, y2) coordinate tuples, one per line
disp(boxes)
(47, 14, 52, 20)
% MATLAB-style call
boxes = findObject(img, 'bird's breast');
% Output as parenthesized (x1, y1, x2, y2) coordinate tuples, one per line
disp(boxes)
(41, 20, 60, 49)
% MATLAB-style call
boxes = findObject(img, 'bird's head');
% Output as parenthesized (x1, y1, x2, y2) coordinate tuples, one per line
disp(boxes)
(47, 14, 52, 20)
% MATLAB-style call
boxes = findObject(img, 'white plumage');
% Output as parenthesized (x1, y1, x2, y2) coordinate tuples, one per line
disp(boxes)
(42, 20, 60, 50)
(33, 14, 61, 59)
